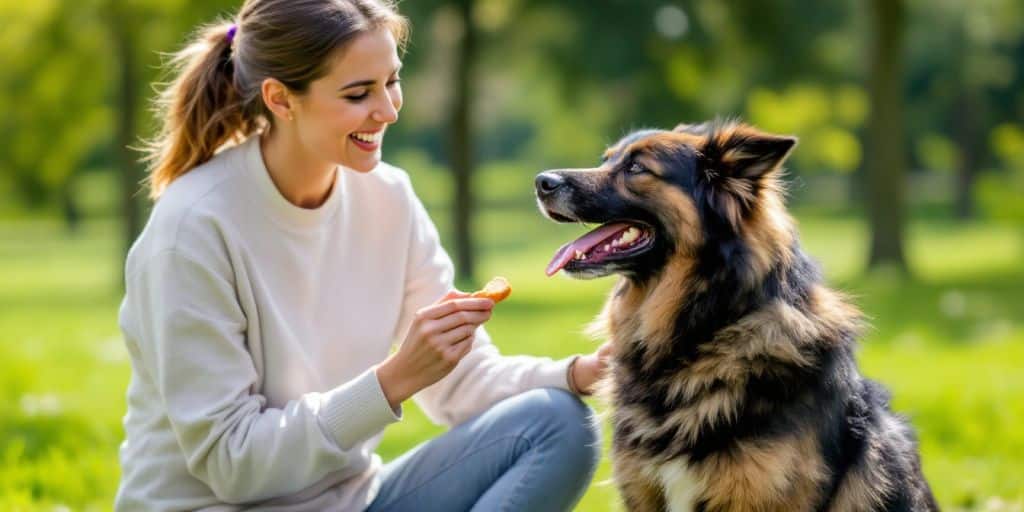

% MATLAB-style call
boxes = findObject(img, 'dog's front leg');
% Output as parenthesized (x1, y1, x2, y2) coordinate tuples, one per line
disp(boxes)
(612, 448, 667, 512)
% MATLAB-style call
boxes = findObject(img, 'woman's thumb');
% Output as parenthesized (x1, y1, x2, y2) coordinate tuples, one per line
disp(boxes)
(438, 289, 471, 303)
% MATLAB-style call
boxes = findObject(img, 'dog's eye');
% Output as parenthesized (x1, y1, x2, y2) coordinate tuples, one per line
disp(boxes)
(627, 162, 648, 175)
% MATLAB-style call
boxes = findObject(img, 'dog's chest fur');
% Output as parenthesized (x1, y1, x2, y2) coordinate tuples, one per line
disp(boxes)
(600, 275, 839, 511)
(603, 278, 717, 508)
(653, 458, 703, 512)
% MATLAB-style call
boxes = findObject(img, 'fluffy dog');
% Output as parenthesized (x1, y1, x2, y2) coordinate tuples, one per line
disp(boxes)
(535, 120, 938, 511)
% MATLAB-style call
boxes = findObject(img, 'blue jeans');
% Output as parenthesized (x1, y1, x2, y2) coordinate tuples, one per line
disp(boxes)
(365, 388, 601, 512)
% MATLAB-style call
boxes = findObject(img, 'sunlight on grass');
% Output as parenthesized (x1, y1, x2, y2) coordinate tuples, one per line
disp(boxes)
(0, 211, 1021, 510)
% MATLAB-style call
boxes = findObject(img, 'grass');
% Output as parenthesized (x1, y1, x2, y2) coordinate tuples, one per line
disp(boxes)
(0, 195, 1022, 510)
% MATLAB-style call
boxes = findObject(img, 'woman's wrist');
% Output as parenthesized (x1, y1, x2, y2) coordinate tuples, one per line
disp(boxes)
(567, 355, 593, 396)
(375, 358, 416, 410)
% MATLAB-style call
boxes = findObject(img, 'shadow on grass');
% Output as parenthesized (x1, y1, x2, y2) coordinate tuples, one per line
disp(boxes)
(838, 269, 1024, 346)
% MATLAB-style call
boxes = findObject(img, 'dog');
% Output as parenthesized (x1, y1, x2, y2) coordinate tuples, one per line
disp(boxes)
(535, 120, 938, 511)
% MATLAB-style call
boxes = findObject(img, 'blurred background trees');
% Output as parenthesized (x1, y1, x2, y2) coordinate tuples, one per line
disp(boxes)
(2, 2, 1023, 510)
(3, 0, 1022, 282)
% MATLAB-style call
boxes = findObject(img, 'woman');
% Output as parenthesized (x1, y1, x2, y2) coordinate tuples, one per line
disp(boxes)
(115, 0, 608, 510)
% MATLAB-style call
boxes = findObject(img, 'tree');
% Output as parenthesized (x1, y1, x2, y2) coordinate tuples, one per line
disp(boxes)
(0, 1, 111, 220)
(105, 0, 145, 265)
(865, 0, 909, 271)
(104, 0, 237, 269)
(450, 0, 479, 283)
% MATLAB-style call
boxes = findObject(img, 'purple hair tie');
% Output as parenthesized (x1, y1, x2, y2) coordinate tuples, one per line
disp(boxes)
(226, 24, 238, 44)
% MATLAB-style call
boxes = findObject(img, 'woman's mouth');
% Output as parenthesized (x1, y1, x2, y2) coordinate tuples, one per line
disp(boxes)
(349, 130, 383, 151)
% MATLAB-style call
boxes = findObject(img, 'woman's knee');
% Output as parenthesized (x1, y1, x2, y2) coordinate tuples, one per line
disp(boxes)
(516, 388, 601, 467)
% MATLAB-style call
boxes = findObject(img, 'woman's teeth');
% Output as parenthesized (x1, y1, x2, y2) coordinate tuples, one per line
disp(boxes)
(351, 131, 382, 144)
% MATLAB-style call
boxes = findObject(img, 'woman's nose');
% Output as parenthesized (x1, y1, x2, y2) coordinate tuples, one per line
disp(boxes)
(372, 93, 400, 124)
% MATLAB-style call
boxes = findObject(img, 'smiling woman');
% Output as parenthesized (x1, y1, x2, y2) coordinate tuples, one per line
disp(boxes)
(259, 27, 403, 207)
(118, 1, 604, 511)
(140, 0, 410, 201)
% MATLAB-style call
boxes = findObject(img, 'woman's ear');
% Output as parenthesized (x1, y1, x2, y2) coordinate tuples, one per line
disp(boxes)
(261, 78, 295, 122)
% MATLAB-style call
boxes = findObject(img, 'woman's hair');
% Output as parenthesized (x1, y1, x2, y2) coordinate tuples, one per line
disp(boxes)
(140, 0, 408, 199)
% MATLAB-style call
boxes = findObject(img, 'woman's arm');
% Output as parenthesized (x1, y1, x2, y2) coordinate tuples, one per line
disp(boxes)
(391, 177, 578, 427)
(125, 249, 400, 504)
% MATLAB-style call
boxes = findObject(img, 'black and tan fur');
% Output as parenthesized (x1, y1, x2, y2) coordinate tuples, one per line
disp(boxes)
(534, 120, 938, 511)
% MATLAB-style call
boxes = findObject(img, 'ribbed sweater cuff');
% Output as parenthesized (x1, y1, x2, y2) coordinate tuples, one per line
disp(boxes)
(531, 356, 577, 393)
(318, 368, 402, 450)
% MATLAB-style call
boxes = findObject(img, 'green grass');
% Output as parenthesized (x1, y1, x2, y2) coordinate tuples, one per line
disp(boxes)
(1, 205, 1022, 511)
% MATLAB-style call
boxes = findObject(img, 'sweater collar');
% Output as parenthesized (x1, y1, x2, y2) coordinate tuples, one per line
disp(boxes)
(240, 135, 344, 230)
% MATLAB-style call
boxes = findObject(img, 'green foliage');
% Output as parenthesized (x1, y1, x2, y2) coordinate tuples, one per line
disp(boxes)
(746, 84, 865, 173)
(990, 123, 1024, 167)
(3, 0, 1024, 221)
(915, 133, 960, 174)
(975, 123, 1024, 222)
(0, 0, 112, 207)
(975, 171, 1024, 223)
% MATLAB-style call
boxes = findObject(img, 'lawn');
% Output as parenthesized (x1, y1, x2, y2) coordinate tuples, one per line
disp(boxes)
(0, 190, 1021, 510)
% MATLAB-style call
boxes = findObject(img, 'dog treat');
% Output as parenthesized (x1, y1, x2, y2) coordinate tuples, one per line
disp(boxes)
(471, 276, 512, 303)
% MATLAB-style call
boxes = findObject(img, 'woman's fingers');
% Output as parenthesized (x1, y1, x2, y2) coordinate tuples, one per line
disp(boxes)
(428, 309, 491, 335)
(442, 328, 476, 358)
(438, 289, 472, 302)
(417, 297, 493, 321)
(447, 333, 476, 360)
(435, 323, 479, 347)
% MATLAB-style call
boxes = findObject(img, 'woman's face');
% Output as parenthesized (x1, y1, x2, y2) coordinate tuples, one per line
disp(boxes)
(293, 29, 403, 173)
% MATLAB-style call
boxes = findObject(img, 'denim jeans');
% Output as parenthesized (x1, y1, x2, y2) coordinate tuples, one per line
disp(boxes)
(365, 388, 602, 512)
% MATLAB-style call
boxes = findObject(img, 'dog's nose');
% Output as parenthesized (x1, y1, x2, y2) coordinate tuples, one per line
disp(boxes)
(535, 172, 565, 196)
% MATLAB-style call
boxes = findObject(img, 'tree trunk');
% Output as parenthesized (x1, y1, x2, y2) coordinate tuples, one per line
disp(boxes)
(450, 0, 477, 283)
(60, 175, 81, 235)
(108, 0, 144, 282)
(865, 0, 909, 272)
(953, 88, 978, 220)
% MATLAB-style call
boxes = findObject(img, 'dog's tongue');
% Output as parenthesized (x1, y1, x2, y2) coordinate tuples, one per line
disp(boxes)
(545, 222, 632, 276)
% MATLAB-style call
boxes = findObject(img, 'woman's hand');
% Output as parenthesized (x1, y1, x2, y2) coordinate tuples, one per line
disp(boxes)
(570, 342, 614, 396)
(376, 290, 494, 410)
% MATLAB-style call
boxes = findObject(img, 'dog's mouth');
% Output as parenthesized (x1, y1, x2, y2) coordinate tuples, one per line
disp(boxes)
(546, 221, 655, 276)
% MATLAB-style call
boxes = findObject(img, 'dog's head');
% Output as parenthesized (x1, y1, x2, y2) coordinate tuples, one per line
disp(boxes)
(536, 120, 796, 282)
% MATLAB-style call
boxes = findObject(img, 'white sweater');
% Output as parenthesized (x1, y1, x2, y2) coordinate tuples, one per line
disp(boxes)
(115, 135, 576, 511)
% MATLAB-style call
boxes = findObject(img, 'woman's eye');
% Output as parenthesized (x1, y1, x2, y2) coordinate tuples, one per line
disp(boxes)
(345, 79, 399, 102)
(345, 91, 370, 102)
(628, 162, 647, 174)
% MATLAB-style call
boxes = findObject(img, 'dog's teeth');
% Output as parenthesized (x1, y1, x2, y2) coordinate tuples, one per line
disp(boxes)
(575, 250, 585, 260)
(603, 244, 611, 251)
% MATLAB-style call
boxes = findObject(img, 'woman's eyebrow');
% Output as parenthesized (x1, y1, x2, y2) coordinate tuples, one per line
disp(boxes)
(337, 64, 403, 91)
(339, 79, 375, 91)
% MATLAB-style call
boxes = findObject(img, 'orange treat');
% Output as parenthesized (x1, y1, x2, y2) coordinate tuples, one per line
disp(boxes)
(471, 276, 512, 303)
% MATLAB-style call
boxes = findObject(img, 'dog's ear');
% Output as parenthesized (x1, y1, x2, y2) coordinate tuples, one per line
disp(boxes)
(711, 129, 797, 181)
(697, 124, 796, 230)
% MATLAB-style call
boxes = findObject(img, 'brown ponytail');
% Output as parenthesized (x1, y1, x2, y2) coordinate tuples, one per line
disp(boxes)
(140, 0, 408, 200)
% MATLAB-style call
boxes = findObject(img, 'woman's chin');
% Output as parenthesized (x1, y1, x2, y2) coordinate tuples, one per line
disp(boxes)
(342, 153, 380, 173)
